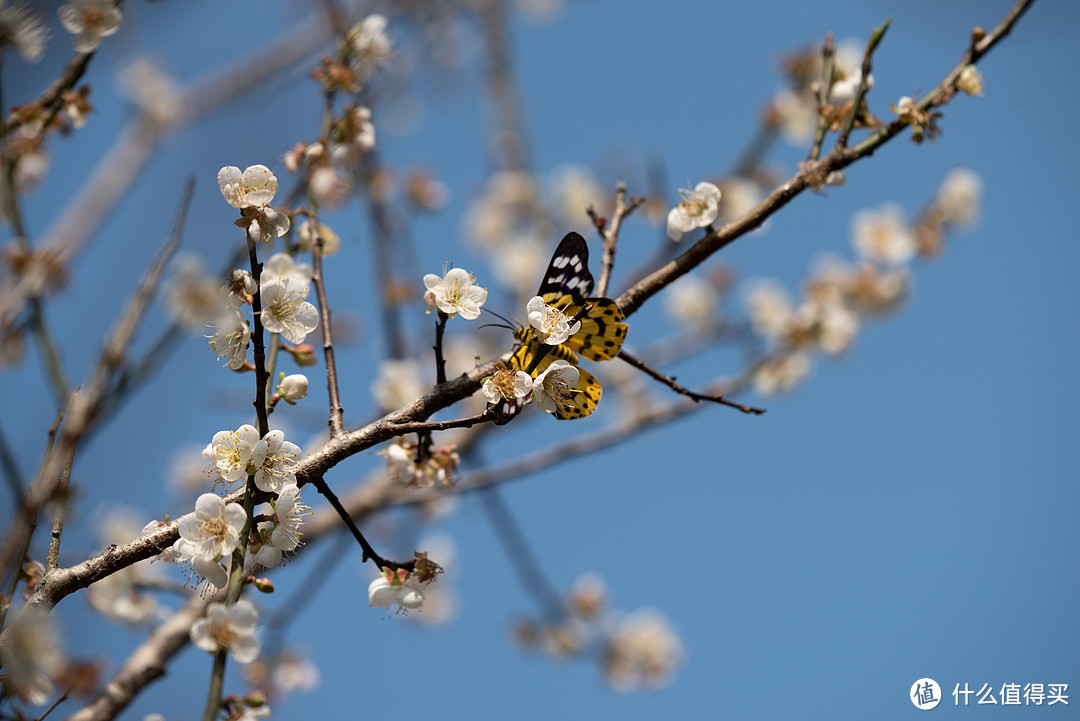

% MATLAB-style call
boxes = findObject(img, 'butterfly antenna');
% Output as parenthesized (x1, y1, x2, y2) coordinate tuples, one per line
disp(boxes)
(481, 307, 521, 329)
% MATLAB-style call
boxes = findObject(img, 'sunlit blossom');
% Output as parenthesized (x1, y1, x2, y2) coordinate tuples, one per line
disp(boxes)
(260, 277, 319, 344)
(526, 296, 580, 345)
(531, 359, 580, 415)
(423, 267, 488, 320)
(666, 181, 721, 241)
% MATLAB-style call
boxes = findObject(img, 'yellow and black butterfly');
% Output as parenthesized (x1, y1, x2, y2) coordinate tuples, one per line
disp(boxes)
(498, 232, 628, 422)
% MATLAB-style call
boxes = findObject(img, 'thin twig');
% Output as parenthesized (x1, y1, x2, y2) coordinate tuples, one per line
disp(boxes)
(308, 475, 414, 571)
(311, 217, 346, 435)
(807, 33, 835, 162)
(591, 183, 646, 299)
(617, 349, 765, 415)
(835, 19, 891, 149)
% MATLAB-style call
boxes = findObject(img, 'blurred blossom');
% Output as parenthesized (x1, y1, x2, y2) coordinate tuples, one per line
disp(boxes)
(796, 298, 858, 355)
(308, 164, 350, 208)
(371, 358, 424, 411)
(744, 279, 794, 340)
(666, 181, 721, 242)
(58, 0, 121, 53)
(191, 600, 261, 664)
(347, 14, 393, 81)
(936, 168, 982, 227)
(549, 165, 605, 225)
(716, 177, 762, 225)
(0, 606, 65, 704)
(957, 64, 984, 96)
(165, 254, 227, 331)
(753, 351, 812, 395)
(329, 105, 376, 163)
(0, 3, 48, 63)
(463, 170, 538, 249)
(493, 236, 547, 296)
(514, 0, 566, 21)
(569, 572, 608, 620)
(169, 444, 213, 495)
(771, 88, 816, 146)
(850, 203, 916, 266)
(663, 273, 719, 329)
(602, 608, 683, 692)
(87, 508, 171, 624)
(829, 39, 872, 104)
(405, 168, 449, 211)
(119, 58, 182, 127)
(297, 218, 341, 256)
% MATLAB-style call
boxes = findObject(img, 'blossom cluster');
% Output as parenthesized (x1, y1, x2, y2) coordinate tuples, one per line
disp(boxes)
(203, 165, 319, 370)
(743, 169, 982, 395)
(513, 573, 683, 692)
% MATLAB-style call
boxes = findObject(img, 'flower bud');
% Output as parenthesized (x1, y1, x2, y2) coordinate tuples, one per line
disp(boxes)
(278, 373, 309, 404)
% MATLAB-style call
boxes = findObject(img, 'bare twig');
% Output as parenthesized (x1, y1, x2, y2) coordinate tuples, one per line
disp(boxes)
(591, 183, 646, 299)
(835, 19, 891, 149)
(617, 349, 765, 415)
(311, 221, 346, 436)
(807, 33, 835, 163)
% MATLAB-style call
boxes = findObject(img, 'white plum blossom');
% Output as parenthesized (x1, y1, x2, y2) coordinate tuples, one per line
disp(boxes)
(0, 606, 65, 705)
(207, 308, 251, 370)
(269, 485, 307, 552)
(177, 493, 247, 561)
(191, 600, 261, 664)
(262, 252, 313, 285)
(527, 296, 580, 345)
(532, 359, 579, 415)
(368, 570, 431, 613)
(423, 267, 488, 320)
(58, 0, 121, 53)
(666, 181, 721, 241)
(603, 608, 683, 692)
(278, 373, 309, 404)
(850, 203, 916, 266)
(251, 430, 300, 495)
(207, 424, 260, 483)
(481, 365, 532, 404)
(347, 14, 392, 81)
(218, 165, 278, 209)
(0, 3, 48, 63)
(218, 165, 291, 244)
(260, 277, 319, 344)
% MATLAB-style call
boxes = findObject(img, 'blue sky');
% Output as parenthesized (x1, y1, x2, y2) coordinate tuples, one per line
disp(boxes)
(3, 0, 1078, 719)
